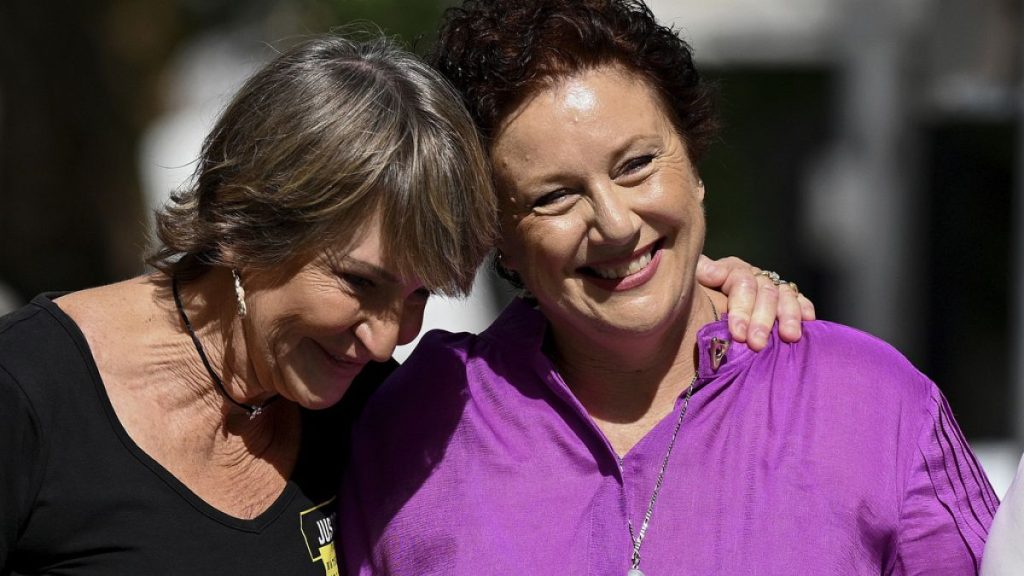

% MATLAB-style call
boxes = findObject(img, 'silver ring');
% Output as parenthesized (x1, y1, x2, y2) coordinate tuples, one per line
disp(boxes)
(756, 270, 783, 286)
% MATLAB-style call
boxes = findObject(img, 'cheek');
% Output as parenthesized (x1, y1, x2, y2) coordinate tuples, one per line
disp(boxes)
(312, 297, 362, 333)
(496, 205, 526, 269)
(250, 312, 303, 367)
(513, 217, 581, 263)
(278, 294, 362, 343)
(508, 223, 586, 297)
(641, 177, 701, 226)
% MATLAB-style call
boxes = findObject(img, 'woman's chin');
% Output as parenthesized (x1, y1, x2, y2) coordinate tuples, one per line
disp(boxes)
(594, 315, 672, 339)
(291, 384, 351, 410)
(560, 290, 689, 339)
(551, 305, 674, 345)
(282, 363, 357, 410)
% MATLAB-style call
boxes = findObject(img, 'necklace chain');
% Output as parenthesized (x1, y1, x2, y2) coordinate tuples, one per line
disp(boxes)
(172, 277, 276, 420)
(627, 374, 696, 572)
(625, 294, 718, 575)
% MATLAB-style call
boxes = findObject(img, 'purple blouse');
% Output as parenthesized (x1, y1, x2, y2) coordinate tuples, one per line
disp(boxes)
(341, 299, 997, 574)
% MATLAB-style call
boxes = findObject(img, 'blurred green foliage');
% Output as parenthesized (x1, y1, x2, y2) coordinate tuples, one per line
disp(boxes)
(298, 0, 456, 50)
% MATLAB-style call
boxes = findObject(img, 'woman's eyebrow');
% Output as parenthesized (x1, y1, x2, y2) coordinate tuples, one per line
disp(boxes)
(340, 257, 401, 285)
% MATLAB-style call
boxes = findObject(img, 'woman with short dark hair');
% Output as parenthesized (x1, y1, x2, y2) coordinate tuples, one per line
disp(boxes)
(341, 2, 997, 574)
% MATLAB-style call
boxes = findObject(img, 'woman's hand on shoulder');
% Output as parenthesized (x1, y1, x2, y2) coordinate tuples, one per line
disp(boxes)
(696, 255, 815, 351)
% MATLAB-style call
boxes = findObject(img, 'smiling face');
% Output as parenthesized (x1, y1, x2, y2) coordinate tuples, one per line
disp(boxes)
(491, 66, 706, 346)
(241, 216, 429, 409)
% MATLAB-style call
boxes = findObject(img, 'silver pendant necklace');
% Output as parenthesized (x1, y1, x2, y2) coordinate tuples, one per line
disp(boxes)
(624, 374, 696, 576)
(624, 296, 718, 576)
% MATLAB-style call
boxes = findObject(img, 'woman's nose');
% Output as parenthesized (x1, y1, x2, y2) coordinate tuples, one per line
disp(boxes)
(354, 316, 401, 363)
(588, 183, 639, 245)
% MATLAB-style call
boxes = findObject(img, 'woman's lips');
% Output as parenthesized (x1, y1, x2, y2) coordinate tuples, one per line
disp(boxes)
(579, 240, 663, 292)
(314, 340, 366, 373)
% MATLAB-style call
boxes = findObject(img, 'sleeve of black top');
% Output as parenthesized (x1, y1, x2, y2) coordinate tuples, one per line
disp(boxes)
(0, 364, 45, 569)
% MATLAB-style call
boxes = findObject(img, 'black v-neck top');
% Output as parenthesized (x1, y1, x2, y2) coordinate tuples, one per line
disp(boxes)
(0, 294, 393, 575)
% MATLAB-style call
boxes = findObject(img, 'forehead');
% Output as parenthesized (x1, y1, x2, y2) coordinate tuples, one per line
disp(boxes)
(322, 218, 420, 287)
(491, 67, 677, 176)
(319, 215, 391, 276)
(507, 68, 664, 125)
(327, 213, 384, 262)
(352, 216, 383, 250)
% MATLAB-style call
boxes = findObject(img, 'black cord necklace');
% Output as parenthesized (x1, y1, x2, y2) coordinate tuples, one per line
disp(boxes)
(172, 276, 277, 420)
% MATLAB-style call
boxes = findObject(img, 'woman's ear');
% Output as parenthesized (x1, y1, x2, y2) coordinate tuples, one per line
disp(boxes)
(495, 242, 519, 272)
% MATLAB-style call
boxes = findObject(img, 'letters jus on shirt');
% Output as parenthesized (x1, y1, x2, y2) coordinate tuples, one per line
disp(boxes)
(300, 498, 339, 576)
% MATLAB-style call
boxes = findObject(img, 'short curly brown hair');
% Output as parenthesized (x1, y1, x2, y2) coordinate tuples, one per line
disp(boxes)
(429, 0, 718, 160)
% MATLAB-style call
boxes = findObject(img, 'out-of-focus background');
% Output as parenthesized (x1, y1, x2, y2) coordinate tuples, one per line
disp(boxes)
(1, 0, 1020, 493)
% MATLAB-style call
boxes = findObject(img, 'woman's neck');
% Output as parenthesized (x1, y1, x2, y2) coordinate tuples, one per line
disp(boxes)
(167, 270, 275, 413)
(547, 286, 718, 455)
(55, 275, 302, 518)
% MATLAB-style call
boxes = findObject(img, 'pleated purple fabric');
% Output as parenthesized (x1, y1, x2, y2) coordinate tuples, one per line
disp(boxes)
(342, 298, 997, 575)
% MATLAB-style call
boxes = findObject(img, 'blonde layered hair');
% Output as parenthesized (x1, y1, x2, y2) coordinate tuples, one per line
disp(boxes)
(149, 34, 496, 296)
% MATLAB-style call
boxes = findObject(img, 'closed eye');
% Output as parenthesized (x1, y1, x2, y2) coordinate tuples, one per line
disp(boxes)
(341, 273, 375, 292)
(533, 188, 571, 208)
(531, 188, 580, 214)
(619, 154, 654, 176)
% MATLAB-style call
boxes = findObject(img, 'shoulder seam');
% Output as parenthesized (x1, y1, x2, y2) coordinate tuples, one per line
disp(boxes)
(0, 303, 45, 338)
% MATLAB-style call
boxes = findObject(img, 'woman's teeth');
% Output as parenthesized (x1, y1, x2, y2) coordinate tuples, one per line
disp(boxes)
(591, 249, 654, 279)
